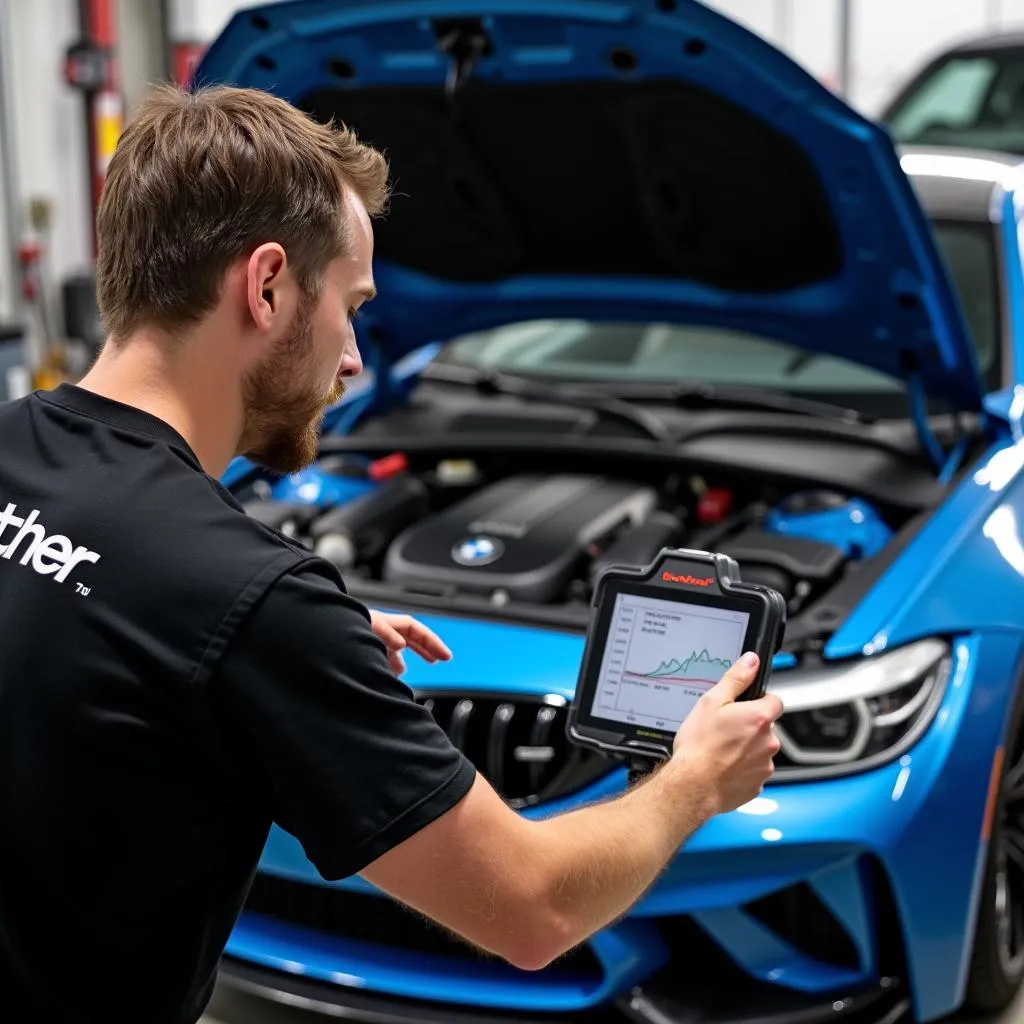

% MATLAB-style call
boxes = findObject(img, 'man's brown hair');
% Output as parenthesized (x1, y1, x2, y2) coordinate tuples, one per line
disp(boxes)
(95, 83, 390, 342)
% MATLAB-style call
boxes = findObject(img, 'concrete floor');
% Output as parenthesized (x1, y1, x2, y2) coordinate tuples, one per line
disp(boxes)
(200, 978, 1024, 1024)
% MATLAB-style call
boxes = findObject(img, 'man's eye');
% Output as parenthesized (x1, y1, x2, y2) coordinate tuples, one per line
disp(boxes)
(349, 308, 363, 322)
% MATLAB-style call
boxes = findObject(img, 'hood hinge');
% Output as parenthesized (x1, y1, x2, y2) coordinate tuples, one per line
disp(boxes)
(904, 364, 945, 472)
(902, 351, 972, 483)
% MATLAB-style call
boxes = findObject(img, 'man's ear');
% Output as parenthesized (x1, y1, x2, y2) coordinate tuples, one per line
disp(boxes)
(246, 243, 292, 332)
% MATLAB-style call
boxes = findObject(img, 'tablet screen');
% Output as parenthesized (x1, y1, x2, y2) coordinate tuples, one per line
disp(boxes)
(588, 590, 750, 733)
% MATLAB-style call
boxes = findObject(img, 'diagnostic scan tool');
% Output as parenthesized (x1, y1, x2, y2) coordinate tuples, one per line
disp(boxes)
(567, 548, 787, 765)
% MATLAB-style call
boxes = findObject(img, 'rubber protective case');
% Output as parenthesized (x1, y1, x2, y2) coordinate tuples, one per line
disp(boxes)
(566, 547, 787, 763)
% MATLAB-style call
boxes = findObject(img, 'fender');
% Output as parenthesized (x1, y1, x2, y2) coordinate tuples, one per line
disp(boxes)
(828, 437, 1024, 657)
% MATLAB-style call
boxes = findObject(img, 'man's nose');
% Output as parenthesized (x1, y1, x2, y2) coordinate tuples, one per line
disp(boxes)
(339, 343, 363, 379)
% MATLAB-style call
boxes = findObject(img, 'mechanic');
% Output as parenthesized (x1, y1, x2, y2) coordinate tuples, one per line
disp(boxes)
(0, 83, 783, 1024)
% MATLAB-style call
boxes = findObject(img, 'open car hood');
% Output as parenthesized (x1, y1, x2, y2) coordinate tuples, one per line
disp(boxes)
(196, 0, 984, 411)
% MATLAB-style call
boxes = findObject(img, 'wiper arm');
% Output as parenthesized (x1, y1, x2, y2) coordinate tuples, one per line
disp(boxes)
(662, 383, 870, 424)
(422, 363, 675, 443)
(425, 363, 868, 426)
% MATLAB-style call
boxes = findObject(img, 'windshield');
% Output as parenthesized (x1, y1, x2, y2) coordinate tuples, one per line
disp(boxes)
(433, 221, 1000, 418)
(885, 49, 1024, 153)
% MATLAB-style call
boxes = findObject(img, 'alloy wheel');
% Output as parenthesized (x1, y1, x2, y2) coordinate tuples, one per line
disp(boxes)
(996, 746, 1024, 978)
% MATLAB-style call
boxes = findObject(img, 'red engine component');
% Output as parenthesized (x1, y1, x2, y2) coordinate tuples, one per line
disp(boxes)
(697, 486, 734, 525)
(368, 452, 409, 482)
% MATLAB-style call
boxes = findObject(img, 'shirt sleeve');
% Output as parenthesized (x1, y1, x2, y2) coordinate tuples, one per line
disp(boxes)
(206, 561, 476, 881)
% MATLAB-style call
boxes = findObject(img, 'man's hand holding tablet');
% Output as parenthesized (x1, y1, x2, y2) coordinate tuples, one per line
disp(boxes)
(671, 650, 784, 815)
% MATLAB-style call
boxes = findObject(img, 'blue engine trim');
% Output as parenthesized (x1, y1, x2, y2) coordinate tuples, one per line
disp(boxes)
(764, 496, 893, 559)
(270, 467, 376, 506)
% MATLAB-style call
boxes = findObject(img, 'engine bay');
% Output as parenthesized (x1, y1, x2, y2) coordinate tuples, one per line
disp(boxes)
(237, 449, 910, 650)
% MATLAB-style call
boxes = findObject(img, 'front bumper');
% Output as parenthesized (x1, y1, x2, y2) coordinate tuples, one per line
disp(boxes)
(219, 956, 909, 1024)
(225, 632, 1022, 1023)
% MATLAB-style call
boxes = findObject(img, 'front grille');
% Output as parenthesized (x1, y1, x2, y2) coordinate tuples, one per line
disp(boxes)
(246, 873, 602, 979)
(415, 692, 607, 808)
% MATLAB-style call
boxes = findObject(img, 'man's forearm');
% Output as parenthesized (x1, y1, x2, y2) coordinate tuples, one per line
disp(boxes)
(528, 758, 718, 956)
(362, 655, 776, 973)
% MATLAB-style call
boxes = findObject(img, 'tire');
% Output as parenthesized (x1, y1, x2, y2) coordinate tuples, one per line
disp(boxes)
(964, 677, 1024, 1013)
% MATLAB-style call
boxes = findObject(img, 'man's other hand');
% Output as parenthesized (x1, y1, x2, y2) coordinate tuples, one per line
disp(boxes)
(369, 610, 453, 675)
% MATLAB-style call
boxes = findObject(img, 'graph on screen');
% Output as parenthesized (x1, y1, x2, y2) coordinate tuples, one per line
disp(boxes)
(626, 648, 735, 685)
(590, 591, 750, 732)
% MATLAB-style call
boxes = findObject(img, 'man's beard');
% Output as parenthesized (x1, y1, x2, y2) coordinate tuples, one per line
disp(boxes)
(238, 299, 345, 474)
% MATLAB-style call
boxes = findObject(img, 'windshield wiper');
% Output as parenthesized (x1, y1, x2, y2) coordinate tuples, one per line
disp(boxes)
(421, 363, 675, 443)
(617, 381, 871, 424)
(425, 363, 870, 427)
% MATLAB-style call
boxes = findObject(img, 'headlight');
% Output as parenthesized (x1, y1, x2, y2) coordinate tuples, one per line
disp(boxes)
(769, 638, 952, 781)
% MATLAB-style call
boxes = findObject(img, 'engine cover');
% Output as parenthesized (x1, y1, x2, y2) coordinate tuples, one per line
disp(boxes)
(384, 474, 657, 603)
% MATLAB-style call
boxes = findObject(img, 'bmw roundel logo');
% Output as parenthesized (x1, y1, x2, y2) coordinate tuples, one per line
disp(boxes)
(452, 536, 504, 567)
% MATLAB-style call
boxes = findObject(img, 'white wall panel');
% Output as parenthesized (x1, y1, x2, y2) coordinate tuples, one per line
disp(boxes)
(0, 0, 16, 323)
(169, 0, 255, 42)
(119, 0, 167, 113)
(784, 0, 841, 88)
(706, 0, 782, 44)
(2, 0, 90, 353)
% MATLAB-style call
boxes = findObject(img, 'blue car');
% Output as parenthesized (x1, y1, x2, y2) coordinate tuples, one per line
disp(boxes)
(199, 2, 1024, 1022)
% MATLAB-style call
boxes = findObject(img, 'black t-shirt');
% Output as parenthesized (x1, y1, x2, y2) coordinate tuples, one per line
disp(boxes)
(0, 384, 476, 1023)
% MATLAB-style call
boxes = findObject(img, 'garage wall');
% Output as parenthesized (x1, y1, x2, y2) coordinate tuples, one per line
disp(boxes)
(0, 0, 164, 341)
(0, 0, 90, 328)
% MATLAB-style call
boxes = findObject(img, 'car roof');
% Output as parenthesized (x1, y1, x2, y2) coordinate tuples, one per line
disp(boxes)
(898, 144, 1024, 221)
(948, 31, 1024, 53)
